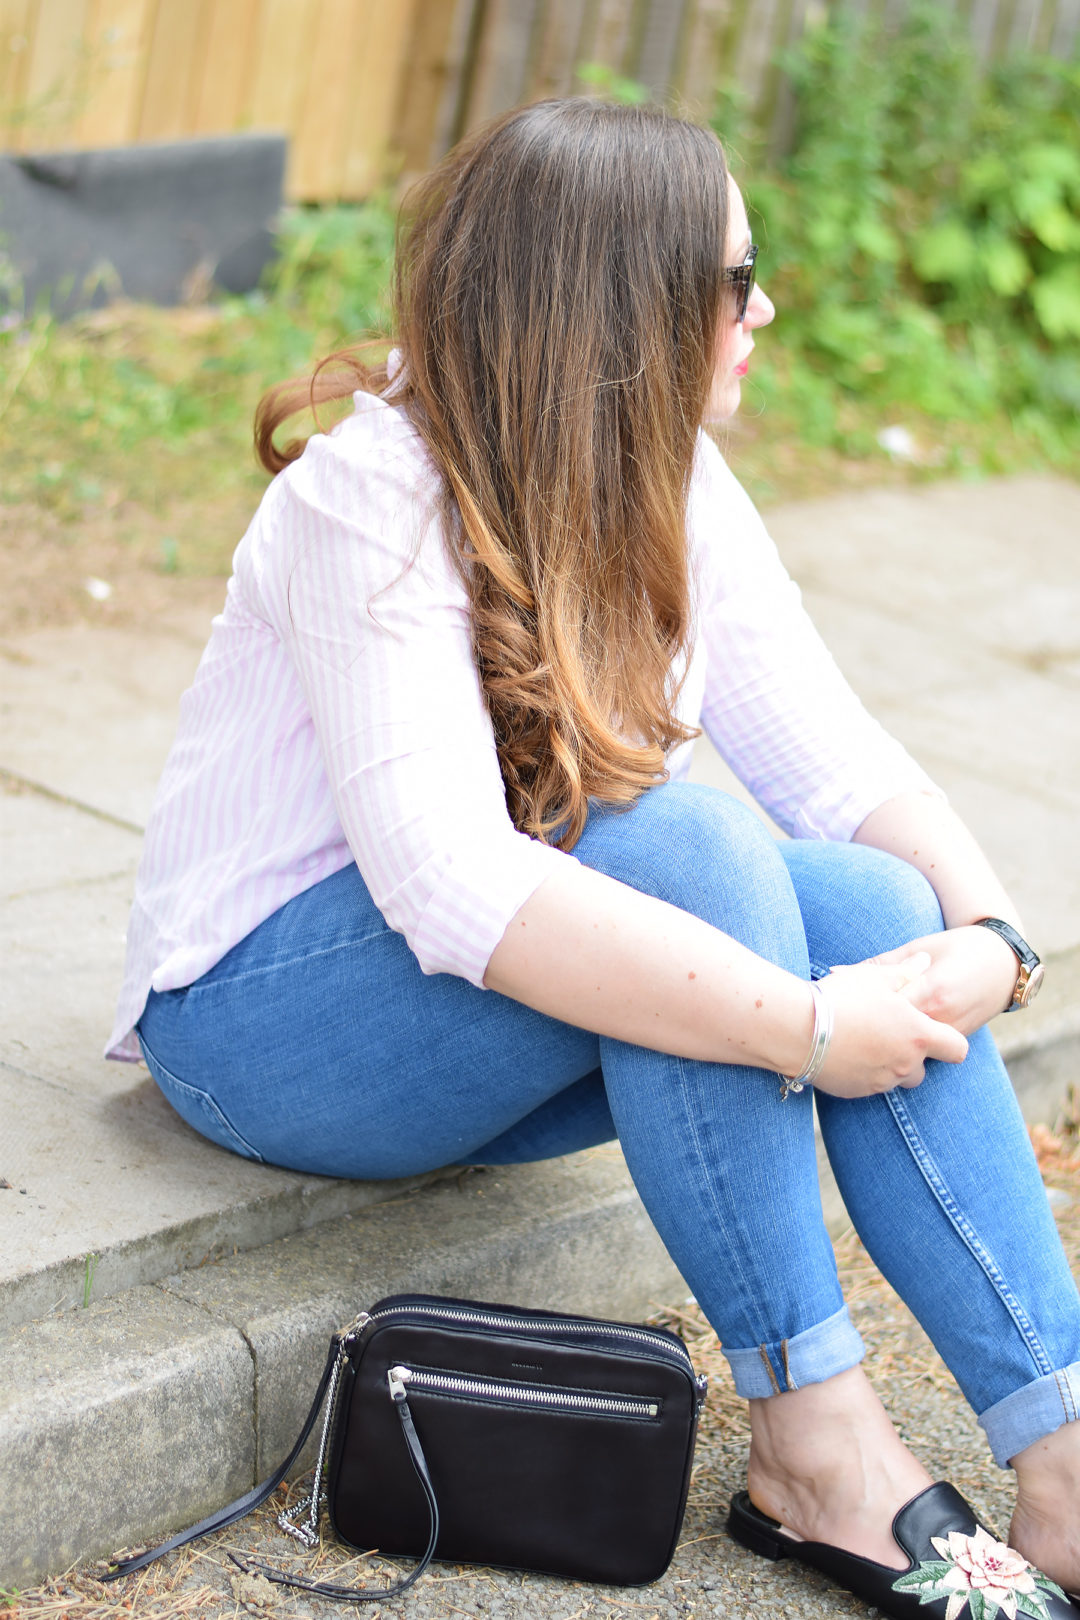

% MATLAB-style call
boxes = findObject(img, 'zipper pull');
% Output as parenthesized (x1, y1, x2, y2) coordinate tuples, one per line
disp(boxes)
(387, 1365, 412, 1403)
(336, 1311, 372, 1348)
(695, 1373, 709, 1408)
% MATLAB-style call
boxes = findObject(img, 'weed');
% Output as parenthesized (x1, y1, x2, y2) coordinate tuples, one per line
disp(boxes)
(82, 1251, 98, 1308)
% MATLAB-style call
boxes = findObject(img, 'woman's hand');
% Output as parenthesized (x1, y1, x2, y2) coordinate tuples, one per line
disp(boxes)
(811, 954, 969, 1099)
(873, 926, 1021, 1035)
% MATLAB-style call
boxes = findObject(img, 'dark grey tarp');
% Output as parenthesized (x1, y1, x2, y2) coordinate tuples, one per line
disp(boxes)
(0, 133, 286, 318)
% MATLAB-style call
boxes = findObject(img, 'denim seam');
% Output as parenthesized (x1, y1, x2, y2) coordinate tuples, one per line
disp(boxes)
(137, 1028, 265, 1162)
(885, 1088, 1052, 1379)
(758, 1346, 781, 1394)
(781, 1339, 798, 1391)
(1054, 1369, 1077, 1423)
(669, 1053, 838, 1365)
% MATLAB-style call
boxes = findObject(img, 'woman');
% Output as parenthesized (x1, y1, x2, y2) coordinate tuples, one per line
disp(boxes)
(108, 100, 1080, 1614)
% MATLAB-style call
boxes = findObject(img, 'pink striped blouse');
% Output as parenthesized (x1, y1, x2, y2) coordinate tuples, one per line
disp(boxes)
(106, 390, 939, 1061)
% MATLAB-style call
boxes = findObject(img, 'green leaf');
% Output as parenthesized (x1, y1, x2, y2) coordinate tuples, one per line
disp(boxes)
(1019, 143, 1080, 190)
(809, 304, 886, 362)
(806, 216, 847, 257)
(968, 1587, 989, 1620)
(574, 61, 650, 104)
(1013, 176, 1066, 229)
(892, 1561, 954, 1592)
(1031, 265, 1080, 339)
(911, 220, 978, 285)
(962, 153, 1011, 204)
(1028, 203, 1080, 253)
(1034, 1570, 1069, 1602)
(983, 236, 1031, 296)
(852, 217, 902, 263)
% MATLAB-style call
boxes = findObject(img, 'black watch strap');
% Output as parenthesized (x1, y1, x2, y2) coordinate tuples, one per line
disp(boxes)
(974, 917, 1039, 970)
(973, 917, 1043, 1011)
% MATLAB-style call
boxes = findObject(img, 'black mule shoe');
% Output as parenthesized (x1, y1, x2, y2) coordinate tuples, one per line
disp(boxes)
(728, 1482, 1080, 1619)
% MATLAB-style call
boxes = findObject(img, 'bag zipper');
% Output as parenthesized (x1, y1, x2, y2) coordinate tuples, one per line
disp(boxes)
(347, 1301, 701, 1385)
(386, 1363, 661, 1419)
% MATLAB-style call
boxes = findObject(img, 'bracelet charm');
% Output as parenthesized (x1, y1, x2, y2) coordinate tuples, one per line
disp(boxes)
(780, 979, 834, 1099)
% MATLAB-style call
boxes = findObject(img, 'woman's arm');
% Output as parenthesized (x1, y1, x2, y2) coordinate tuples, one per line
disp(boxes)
(852, 791, 1028, 1032)
(484, 859, 968, 1097)
(853, 790, 1023, 932)
(688, 447, 1023, 1039)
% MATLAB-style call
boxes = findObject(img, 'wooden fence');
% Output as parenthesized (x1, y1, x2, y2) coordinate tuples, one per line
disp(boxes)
(2, 0, 1078, 201)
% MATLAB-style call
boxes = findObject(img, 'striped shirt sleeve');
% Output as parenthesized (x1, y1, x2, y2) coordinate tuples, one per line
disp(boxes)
(691, 436, 943, 839)
(253, 403, 570, 985)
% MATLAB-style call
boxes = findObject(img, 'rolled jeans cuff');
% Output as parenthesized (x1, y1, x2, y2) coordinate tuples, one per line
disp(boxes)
(979, 1362, 1080, 1468)
(723, 1304, 866, 1398)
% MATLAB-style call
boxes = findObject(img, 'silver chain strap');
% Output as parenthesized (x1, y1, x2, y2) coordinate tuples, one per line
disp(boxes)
(276, 1336, 351, 1548)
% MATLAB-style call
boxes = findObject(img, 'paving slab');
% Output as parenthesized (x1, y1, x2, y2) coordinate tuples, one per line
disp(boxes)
(3, 789, 141, 1096)
(0, 592, 222, 826)
(767, 475, 1080, 659)
(0, 1062, 458, 1330)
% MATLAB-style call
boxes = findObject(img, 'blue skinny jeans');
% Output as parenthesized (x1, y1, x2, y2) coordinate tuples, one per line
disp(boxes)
(137, 782, 1080, 1468)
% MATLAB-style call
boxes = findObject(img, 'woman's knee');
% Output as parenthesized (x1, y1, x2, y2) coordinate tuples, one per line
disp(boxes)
(782, 839, 943, 969)
(576, 782, 805, 961)
(872, 851, 943, 945)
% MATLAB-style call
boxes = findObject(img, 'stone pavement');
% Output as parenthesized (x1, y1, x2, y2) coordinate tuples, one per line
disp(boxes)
(2, 473, 1079, 1591)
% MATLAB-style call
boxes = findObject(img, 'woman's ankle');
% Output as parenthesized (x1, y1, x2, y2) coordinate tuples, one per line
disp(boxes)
(1009, 1420, 1080, 1589)
(1011, 1417, 1080, 1494)
(746, 1366, 933, 1569)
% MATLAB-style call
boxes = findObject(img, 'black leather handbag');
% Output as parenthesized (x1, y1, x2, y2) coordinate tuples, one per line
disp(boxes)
(104, 1293, 707, 1601)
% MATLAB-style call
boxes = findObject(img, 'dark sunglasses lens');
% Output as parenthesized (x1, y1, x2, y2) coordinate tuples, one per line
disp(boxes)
(739, 259, 756, 322)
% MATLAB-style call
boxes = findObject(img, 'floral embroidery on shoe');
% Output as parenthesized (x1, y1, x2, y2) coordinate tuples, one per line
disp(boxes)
(891, 1525, 1068, 1620)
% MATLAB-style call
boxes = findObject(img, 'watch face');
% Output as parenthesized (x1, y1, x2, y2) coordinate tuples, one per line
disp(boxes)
(1018, 962, 1045, 1007)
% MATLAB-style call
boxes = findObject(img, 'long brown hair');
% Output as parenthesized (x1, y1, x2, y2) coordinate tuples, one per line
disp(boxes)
(256, 100, 732, 849)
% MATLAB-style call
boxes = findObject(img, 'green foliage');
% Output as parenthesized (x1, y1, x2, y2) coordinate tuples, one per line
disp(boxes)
(261, 200, 396, 344)
(0, 200, 398, 532)
(576, 61, 652, 105)
(722, 2, 1080, 467)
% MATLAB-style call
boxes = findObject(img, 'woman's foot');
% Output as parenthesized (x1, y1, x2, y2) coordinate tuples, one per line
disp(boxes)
(1010, 1423, 1080, 1594)
(746, 1365, 934, 1570)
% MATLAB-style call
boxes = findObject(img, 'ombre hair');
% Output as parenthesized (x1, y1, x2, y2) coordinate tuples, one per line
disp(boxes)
(256, 99, 733, 849)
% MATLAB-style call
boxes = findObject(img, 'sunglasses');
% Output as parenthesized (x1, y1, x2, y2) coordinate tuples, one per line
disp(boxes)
(723, 242, 758, 324)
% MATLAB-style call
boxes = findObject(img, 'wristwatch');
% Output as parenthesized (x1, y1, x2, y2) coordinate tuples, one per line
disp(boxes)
(974, 917, 1044, 1011)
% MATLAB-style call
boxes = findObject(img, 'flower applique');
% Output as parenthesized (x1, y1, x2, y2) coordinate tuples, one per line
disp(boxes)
(892, 1525, 1068, 1620)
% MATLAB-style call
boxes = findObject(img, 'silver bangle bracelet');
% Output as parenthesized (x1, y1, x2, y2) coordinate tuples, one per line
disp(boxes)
(780, 979, 834, 1099)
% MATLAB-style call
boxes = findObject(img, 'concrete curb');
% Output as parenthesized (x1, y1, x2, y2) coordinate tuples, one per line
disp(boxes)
(995, 943, 1080, 1126)
(0, 1149, 455, 1335)
(0, 1150, 683, 1590)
